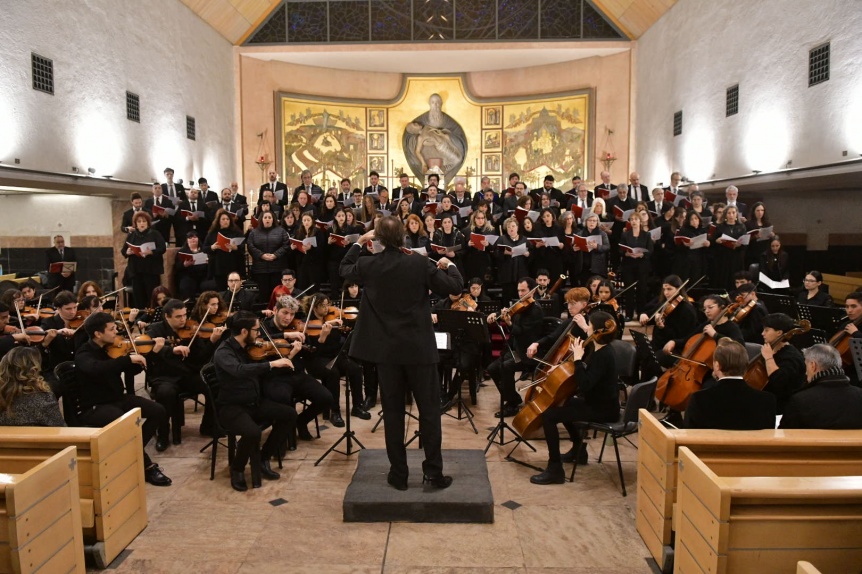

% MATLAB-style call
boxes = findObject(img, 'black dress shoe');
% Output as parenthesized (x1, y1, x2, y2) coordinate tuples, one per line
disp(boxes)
(561, 444, 589, 465)
(422, 475, 453, 489)
(297, 425, 314, 441)
(350, 406, 372, 420)
(155, 438, 169, 452)
(230, 470, 248, 492)
(361, 397, 376, 411)
(494, 403, 522, 418)
(260, 459, 280, 480)
(530, 465, 565, 485)
(330, 411, 345, 427)
(387, 473, 408, 491)
(440, 397, 455, 414)
(144, 464, 172, 487)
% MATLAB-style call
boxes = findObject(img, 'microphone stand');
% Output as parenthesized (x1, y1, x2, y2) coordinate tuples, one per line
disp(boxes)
(315, 331, 365, 465)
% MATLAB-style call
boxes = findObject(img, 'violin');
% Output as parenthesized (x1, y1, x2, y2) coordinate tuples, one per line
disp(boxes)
(105, 335, 156, 359)
(67, 310, 91, 330)
(247, 339, 295, 361)
(174, 319, 220, 342)
(23, 306, 56, 319)
(744, 320, 811, 390)
(730, 298, 758, 323)
(451, 294, 478, 312)
(655, 297, 743, 410)
(282, 318, 316, 353)
(513, 318, 617, 437)
(490, 284, 540, 323)
(305, 306, 344, 337)
(828, 315, 862, 366)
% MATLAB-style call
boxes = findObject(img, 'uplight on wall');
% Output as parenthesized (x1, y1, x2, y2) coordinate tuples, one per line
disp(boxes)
(74, 104, 122, 175)
(745, 107, 790, 173)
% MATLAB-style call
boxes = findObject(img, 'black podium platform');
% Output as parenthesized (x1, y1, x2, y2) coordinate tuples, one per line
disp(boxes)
(343, 449, 494, 524)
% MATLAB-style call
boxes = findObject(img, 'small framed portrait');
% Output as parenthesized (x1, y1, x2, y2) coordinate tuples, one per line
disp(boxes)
(368, 132, 386, 152)
(483, 106, 502, 128)
(482, 153, 501, 174)
(483, 130, 502, 152)
(368, 155, 386, 174)
(367, 108, 386, 129)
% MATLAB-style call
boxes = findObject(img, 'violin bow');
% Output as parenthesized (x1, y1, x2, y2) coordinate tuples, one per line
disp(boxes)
(294, 284, 316, 300)
(609, 280, 639, 305)
(258, 321, 286, 360)
(118, 312, 141, 359)
(339, 290, 345, 323)
(647, 277, 695, 323)
(226, 285, 238, 316)
(303, 296, 317, 336)
(35, 293, 44, 319)
(185, 308, 210, 350)
(14, 302, 25, 332)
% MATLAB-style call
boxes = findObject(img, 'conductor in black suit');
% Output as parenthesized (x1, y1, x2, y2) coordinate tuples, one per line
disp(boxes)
(45, 235, 76, 291)
(684, 339, 776, 430)
(340, 216, 463, 491)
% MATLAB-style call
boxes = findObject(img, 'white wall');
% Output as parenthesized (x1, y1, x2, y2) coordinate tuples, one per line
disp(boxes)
(0, 0, 236, 187)
(0, 195, 112, 241)
(634, 0, 862, 187)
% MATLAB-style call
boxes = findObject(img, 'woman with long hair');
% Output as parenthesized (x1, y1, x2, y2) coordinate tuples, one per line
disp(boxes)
(292, 212, 327, 290)
(317, 194, 338, 223)
(760, 235, 790, 290)
(674, 209, 710, 281)
(0, 347, 64, 426)
(745, 201, 772, 266)
(77, 281, 104, 304)
(358, 194, 377, 225)
(712, 205, 747, 290)
(203, 208, 244, 292)
(432, 215, 465, 272)
(463, 210, 495, 285)
(326, 208, 353, 293)
(404, 213, 429, 252)
(619, 211, 654, 319)
(495, 216, 530, 304)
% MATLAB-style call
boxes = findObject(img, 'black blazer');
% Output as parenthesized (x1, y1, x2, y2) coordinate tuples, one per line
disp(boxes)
(121, 208, 146, 233)
(259, 181, 288, 204)
(684, 377, 776, 430)
(340, 244, 462, 365)
(780, 372, 862, 429)
(45, 246, 77, 289)
(647, 200, 673, 215)
(178, 199, 211, 238)
(161, 182, 187, 202)
(629, 183, 649, 203)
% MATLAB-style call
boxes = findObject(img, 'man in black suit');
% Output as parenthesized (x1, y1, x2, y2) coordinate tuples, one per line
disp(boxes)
(214, 187, 247, 225)
(566, 183, 594, 225)
(606, 183, 636, 265)
(121, 192, 145, 234)
(260, 170, 288, 205)
(593, 171, 615, 200)
(780, 344, 862, 429)
(662, 171, 683, 198)
(144, 182, 176, 244)
(228, 182, 248, 206)
(392, 173, 418, 203)
(363, 171, 387, 197)
(724, 185, 748, 220)
(290, 170, 323, 205)
(340, 216, 463, 491)
(684, 339, 776, 429)
(647, 187, 673, 216)
(177, 187, 211, 240)
(198, 178, 219, 204)
(45, 235, 76, 291)
(161, 167, 186, 202)
(530, 175, 564, 207)
(628, 172, 648, 203)
(472, 176, 499, 207)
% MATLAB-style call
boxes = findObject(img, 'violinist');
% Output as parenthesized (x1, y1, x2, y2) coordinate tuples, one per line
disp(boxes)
(0, 303, 31, 361)
(468, 278, 492, 303)
(486, 277, 544, 418)
(189, 291, 229, 351)
(1, 290, 38, 327)
(302, 295, 371, 423)
(734, 283, 767, 344)
(758, 313, 806, 413)
(75, 312, 172, 486)
(174, 231, 209, 301)
(145, 299, 215, 449)
(835, 291, 862, 384)
(221, 272, 257, 313)
(683, 339, 776, 430)
(19, 280, 40, 306)
(135, 286, 172, 328)
(638, 277, 698, 370)
(77, 281, 103, 304)
(212, 311, 296, 491)
(259, 295, 334, 440)
(594, 280, 625, 337)
(530, 311, 619, 485)
(38, 291, 84, 394)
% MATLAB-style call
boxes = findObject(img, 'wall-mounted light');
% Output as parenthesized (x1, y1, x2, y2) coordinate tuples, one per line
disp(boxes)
(103, 175, 114, 180)
(71, 166, 79, 173)
(785, 160, 792, 169)
(87, 167, 96, 175)
(752, 170, 762, 175)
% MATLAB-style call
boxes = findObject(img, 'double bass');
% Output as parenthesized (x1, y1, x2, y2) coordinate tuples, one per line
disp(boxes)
(512, 318, 616, 436)
(744, 320, 810, 390)
(655, 297, 742, 411)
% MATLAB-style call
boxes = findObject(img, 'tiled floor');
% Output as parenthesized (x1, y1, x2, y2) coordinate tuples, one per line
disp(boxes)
(104, 377, 655, 574)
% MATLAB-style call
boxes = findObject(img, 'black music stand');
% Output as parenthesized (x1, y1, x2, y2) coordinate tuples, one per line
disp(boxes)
(796, 304, 846, 333)
(630, 329, 662, 377)
(315, 331, 366, 465)
(789, 328, 828, 352)
(759, 292, 797, 319)
(483, 319, 541, 472)
(850, 338, 862, 382)
(436, 310, 489, 434)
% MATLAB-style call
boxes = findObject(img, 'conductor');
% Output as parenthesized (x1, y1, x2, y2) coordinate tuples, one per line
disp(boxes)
(340, 216, 463, 491)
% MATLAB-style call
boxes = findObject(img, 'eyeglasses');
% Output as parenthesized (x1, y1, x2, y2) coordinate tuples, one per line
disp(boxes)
(803, 278, 818, 283)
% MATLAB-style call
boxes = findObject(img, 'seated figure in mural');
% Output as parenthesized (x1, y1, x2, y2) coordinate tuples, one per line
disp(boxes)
(403, 94, 467, 184)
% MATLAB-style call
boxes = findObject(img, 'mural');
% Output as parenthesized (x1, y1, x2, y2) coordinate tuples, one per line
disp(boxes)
(278, 77, 592, 192)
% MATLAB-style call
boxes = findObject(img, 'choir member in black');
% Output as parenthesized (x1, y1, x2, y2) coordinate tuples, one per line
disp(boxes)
(326, 208, 353, 290)
(797, 270, 833, 307)
(121, 192, 145, 234)
(395, 216, 424, 258)
(437, 195, 460, 222)
(423, 212, 438, 240)
(280, 210, 299, 271)
(432, 215, 464, 272)
(780, 344, 862, 429)
(204, 209, 244, 292)
(259, 296, 334, 440)
(638, 276, 699, 376)
(712, 205, 747, 291)
(744, 201, 772, 266)
(302, 294, 371, 425)
(734, 283, 768, 344)
(37, 290, 83, 395)
(565, 183, 593, 221)
(450, 178, 472, 210)
(757, 313, 806, 413)
(395, 198, 412, 224)
(683, 339, 776, 430)
(530, 310, 620, 484)
(688, 191, 709, 223)
(496, 217, 531, 305)
(486, 277, 544, 417)
(290, 170, 323, 205)
(664, 294, 745, 359)
(574, 213, 610, 284)
(460, 210, 493, 285)
(357, 194, 378, 227)
(502, 181, 526, 215)
(178, 187, 210, 239)
(531, 209, 564, 280)
(648, 187, 673, 216)
(619, 212, 654, 320)
(759, 236, 789, 291)
(606, 183, 636, 266)
(292, 212, 327, 291)
(294, 190, 318, 218)
(146, 299, 216, 448)
(590, 198, 611, 224)
(558, 212, 580, 284)
(254, 191, 284, 223)
(122, 211, 167, 309)
(674, 210, 710, 282)
(653, 204, 678, 280)
(392, 173, 419, 202)
(213, 310, 295, 491)
(247, 211, 289, 304)
(75, 312, 171, 486)
(221, 272, 257, 313)
(143, 183, 175, 245)
(174, 232, 209, 300)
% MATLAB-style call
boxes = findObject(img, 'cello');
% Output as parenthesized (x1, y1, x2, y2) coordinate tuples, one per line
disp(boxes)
(744, 320, 810, 390)
(512, 318, 616, 436)
(828, 315, 862, 367)
(655, 296, 742, 411)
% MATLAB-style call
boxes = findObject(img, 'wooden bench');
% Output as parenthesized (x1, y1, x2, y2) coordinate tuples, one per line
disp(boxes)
(675, 447, 862, 574)
(798, 562, 822, 574)
(0, 410, 147, 568)
(636, 410, 862, 573)
(0, 446, 85, 573)
(821, 272, 862, 305)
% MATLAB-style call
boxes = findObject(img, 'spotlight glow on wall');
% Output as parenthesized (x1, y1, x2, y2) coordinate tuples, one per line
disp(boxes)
(0, 97, 17, 161)
(151, 130, 186, 180)
(845, 80, 862, 154)
(745, 107, 790, 173)
(682, 125, 716, 183)
(74, 107, 122, 176)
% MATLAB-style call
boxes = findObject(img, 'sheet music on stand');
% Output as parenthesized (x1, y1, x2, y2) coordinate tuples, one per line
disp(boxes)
(435, 332, 451, 351)
(850, 338, 862, 382)
(759, 292, 798, 319)
(796, 304, 846, 332)
(436, 310, 490, 345)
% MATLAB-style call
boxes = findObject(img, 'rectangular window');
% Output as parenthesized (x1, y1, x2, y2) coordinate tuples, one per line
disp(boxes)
(673, 110, 683, 137)
(186, 116, 196, 141)
(809, 42, 830, 87)
(31, 53, 54, 95)
(726, 84, 739, 117)
(126, 91, 140, 122)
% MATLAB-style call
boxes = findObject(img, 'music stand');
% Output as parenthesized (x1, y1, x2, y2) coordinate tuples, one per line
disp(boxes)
(796, 304, 846, 333)
(850, 338, 862, 382)
(315, 331, 366, 465)
(477, 301, 500, 317)
(630, 329, 661, 376)
(759, 292, 797, 319)
(436, 310, 489, 434)
(789, 328, 828, 352)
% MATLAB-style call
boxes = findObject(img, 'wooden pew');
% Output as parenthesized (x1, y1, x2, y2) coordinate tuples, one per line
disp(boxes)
(821, 272, 862, 305)
(0, 446, 85, 574)
(797, 562, 822, 574)
(0, 410, 147, 569)
(636, 410, 862, 573)
(675, 447, 862, 574)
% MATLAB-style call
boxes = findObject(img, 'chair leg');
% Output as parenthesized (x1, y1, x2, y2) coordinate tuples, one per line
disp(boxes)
(597, 431, 609, 463)
(568, 436, 584, 483)
(612, 435, 626, 497)
(210, 436, 218, 480)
